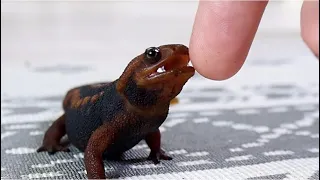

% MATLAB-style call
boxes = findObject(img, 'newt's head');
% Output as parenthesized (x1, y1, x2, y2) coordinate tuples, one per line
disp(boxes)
(117, 44, 195, 108)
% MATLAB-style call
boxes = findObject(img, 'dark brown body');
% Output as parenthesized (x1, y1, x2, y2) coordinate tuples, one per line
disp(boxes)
(37, 44, 195, 179)
(64, 80, 169, 158)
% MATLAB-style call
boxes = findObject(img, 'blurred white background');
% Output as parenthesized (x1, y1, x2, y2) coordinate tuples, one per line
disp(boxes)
(1, 1, 305, 65)
(1, 1, 318, 97)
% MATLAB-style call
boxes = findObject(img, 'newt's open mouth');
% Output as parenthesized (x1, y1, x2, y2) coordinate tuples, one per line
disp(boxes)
(146, 54, 195, 79)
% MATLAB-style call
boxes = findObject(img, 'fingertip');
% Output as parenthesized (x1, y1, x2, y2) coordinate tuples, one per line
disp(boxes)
(189, 39, 246, 81)
(300, 1, 319, 58)
(189, 1, 268, 80)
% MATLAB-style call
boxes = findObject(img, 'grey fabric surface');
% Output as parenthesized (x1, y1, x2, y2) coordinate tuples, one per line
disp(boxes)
(1, 78, 319, 179)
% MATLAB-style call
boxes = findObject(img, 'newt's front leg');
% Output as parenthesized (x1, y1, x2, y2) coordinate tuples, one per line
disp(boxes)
(84, 123, 119, 179)
(145, 129, 172, 164)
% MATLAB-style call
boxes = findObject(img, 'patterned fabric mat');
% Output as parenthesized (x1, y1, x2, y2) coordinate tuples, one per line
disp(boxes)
(1, 37, 319, 179)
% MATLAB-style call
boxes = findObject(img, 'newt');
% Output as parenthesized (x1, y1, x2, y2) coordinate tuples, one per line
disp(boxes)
(37, 44, 195, 179)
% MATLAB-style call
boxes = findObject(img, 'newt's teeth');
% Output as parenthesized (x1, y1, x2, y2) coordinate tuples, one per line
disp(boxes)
(156, 66, 166, 73)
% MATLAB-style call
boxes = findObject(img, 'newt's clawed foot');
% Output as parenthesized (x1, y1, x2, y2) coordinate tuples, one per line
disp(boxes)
(147, 149, 172, 164)
(37, 143, 70, 155)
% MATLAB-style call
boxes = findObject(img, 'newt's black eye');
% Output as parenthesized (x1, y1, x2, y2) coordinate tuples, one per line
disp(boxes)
(144, 47, 161, 64)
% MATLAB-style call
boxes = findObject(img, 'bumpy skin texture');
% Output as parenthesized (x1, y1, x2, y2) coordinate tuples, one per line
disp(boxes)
(37, 44, 195, 179)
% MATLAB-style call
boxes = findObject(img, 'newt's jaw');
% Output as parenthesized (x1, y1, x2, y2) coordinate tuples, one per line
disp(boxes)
(136, 54, 195, 86)
(148, 56, 194, 79)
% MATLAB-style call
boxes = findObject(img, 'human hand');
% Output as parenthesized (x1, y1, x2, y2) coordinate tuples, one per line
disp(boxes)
(189, 1, 319, 80)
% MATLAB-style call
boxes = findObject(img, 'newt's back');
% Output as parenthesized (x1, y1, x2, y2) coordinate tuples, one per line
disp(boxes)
(62, 82, 111, 111)
(63, 81, 124, 152)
